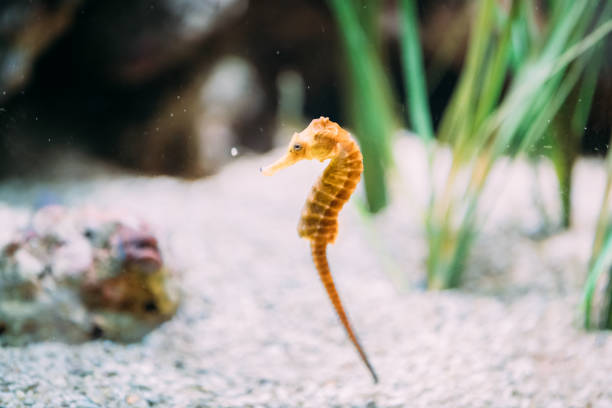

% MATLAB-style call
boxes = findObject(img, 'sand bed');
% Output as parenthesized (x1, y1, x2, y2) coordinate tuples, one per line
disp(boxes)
(0, 138, 611, 407)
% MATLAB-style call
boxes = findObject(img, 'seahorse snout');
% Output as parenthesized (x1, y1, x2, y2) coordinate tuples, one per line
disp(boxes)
(260, 152, 300, 176)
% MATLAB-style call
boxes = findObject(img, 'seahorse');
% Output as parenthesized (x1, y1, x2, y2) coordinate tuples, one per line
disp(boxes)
(261, 116, 378, 383)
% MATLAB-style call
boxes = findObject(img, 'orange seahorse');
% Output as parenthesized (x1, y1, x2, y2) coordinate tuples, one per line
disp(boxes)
(261, 116, 378, 383)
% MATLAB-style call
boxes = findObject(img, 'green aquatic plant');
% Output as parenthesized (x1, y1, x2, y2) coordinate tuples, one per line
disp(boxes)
(423, 0, 612, 289)
(583, 132, 612, 330)
(328, 0, 612, 290)
(541, 0, 610, 229)
(327, 0, 396, 213)
(399, 0, 434, 143)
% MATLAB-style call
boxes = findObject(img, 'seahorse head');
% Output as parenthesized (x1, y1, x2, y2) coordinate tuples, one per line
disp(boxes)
(261, 117, 344, 176)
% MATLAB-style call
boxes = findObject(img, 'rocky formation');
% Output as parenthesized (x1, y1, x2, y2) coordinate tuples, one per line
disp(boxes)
(0, 205, 179, 345)
(0, 0, 82, 102)
(0, 0, 339, 177)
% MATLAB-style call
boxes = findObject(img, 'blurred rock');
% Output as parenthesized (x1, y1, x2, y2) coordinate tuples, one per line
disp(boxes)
(119, 56, 265, 175)
(0, 0, 339, 178)
(0, 205, 179, 345)
(64, 0, 247, 84)
(0, 0, 82, 102)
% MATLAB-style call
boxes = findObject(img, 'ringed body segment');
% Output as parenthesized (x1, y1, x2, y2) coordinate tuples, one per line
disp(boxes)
(261, 117, 378, 383)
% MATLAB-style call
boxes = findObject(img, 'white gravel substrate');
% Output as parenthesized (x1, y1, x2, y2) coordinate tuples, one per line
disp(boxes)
(1, 138, 611, 407)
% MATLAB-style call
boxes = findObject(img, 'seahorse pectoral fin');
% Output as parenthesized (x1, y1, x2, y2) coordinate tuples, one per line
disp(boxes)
(260, 152, 300, 176)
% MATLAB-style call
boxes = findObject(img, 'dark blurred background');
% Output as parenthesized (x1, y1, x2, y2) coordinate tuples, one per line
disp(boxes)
(0, 0, 610, 178)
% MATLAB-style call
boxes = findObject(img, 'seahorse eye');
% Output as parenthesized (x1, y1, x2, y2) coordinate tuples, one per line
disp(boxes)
(293, 144, 303, 152)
